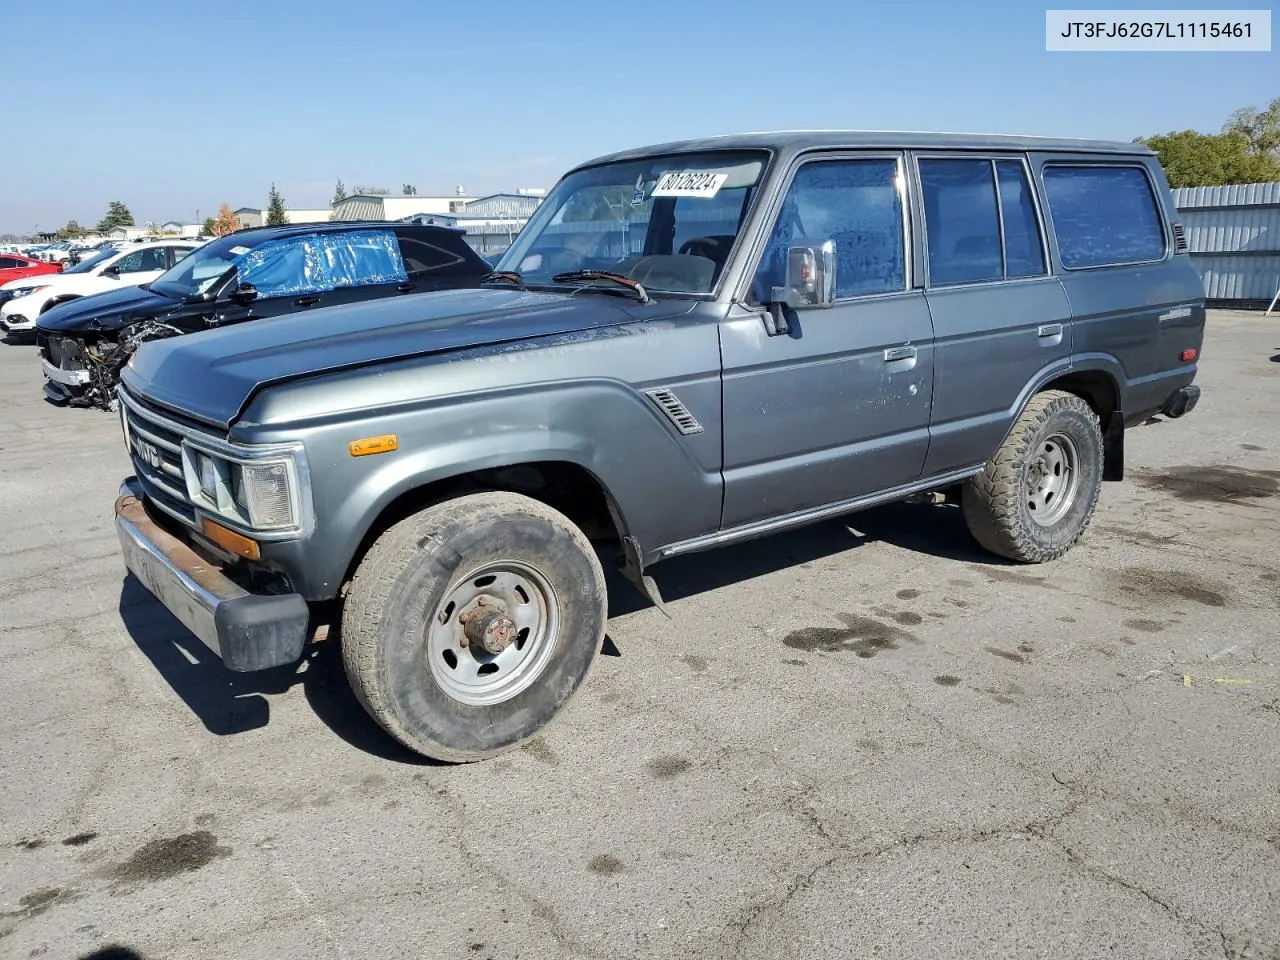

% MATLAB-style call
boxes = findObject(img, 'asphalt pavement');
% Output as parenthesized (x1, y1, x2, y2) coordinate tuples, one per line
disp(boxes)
(1, 311, 1277, 960)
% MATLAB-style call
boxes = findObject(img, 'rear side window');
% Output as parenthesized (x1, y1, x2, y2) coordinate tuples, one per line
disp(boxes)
(1042, 165, 1166, 268)
(398, 236, 469, 278)
(919, 159, 1003, 285)
(996, 161, 1046, 278)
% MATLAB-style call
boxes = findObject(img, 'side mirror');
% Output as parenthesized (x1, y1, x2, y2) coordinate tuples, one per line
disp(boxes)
(229, 282, 259, 306)
(103, 265, 120, 278)
(765, 240, 837, 336)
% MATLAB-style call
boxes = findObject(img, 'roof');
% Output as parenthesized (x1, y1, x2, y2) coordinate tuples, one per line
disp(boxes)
(576, 130, 1153, 170)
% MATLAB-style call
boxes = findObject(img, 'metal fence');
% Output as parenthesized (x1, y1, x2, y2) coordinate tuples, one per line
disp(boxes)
(1172, 182, 1280, 307)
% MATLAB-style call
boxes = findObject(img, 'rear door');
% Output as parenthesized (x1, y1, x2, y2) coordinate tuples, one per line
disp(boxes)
(1033, 155, 1203, 421)
(719, 152, 935, 529)
(915, 153, 1072, 476)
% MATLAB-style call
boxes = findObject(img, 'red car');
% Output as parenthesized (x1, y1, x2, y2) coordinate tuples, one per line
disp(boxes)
(0, 254, 63, 285)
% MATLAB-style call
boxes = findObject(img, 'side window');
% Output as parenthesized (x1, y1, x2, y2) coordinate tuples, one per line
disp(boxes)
(397, 236, 469, 278)
(919, 159, 1002, 285)
(135, 247, 168, 272)
(169, 246, 195, 268)
(1042, 165, 1166, 268)
(754, 158, 906, 301)
(316, 230, 408, 288)
(238, 237, 324, 297)
(111, 250, 145, 273)
(996, 161, 1046, 278)
(0, 257, 20, 268)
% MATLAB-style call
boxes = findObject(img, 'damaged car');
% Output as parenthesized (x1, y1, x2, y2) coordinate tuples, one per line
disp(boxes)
(36, 221, 491, 408)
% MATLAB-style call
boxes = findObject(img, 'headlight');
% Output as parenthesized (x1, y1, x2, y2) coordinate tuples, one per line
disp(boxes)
(198, 453, 218, 502)
(19, 286, 49, 298)
(232, 462, 295, 528)
(182, 443, 303, 533)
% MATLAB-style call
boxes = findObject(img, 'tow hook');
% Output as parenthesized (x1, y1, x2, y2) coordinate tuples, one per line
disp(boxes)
(456, 595, 517, 654)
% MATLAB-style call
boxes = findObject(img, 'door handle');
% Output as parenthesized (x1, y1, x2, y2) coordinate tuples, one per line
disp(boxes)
(295, 295, 322, 307)
(1037, 323, 1063, 338)
(883, 346, 917, 362)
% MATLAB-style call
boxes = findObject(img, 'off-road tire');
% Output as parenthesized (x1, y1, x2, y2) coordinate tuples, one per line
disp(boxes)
(962, 390, 1103, 563)
(341, 491, 607, 762)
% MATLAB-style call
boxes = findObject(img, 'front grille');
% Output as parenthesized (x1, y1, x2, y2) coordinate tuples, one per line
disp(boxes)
(120, 388, 199, 527)
(41, 334, 86, 369)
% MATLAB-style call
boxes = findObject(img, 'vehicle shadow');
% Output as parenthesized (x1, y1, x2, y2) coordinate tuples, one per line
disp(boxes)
(117, 575, 426, 764)
(608, 499, 996, 618)
(117, 499, 998, 760)
(1270, 349, 1279, 363)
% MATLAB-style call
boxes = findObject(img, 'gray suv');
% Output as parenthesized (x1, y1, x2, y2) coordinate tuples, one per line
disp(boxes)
(112, 132, 1204, 761)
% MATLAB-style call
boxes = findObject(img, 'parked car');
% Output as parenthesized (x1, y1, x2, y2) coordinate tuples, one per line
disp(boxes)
(112, 131, 1203, 761)
(1, 240, 203, 338)
(0, 253, 63, 286)
(37, 222, 490, 407)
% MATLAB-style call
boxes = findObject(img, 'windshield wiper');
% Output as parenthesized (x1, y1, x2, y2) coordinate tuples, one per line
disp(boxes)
(551, 270, 652, 304)
(480, 270, 527, 291)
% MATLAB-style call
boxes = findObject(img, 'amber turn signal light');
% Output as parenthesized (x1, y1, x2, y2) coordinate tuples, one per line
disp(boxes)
(349, 434, 399, 457)
(201, 517, 261, 560)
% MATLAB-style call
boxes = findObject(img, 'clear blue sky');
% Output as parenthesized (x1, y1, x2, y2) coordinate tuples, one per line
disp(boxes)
(2, 0, 1275, 235)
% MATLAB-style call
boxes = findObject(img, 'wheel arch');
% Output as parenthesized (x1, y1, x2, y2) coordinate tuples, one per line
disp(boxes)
(339, 458, 638, 593)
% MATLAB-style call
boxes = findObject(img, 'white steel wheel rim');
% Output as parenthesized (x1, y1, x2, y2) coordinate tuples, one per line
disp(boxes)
(426, 559, 560, 707)
(1025, 432, 1079, 527)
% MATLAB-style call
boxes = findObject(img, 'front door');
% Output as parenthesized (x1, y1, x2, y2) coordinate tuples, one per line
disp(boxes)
(719, 154, 935, 530)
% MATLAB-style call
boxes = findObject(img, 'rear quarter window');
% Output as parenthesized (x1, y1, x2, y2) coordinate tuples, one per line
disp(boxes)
(1042, 165, 1166, 269)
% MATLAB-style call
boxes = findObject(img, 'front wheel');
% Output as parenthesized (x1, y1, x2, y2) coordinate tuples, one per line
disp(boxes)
(962, 390, 1103, 563)
(341, 491, 607, 762)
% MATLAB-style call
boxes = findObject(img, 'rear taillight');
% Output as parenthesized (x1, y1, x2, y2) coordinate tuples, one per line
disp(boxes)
(1181, 349, 1197, 362)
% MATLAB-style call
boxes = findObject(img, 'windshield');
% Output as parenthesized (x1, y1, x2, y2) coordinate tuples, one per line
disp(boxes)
(496, 150, 768, 295)
(63, 249, 116, 274)
(150, 234, 255, 299)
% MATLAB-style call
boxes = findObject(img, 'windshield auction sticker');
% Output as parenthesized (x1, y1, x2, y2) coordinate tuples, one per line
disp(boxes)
(651, 171, 728, 198)
(1046, 9, 1271, 50)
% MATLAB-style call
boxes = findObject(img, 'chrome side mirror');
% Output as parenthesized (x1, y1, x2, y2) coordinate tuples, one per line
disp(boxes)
(765, 240, 837, 336)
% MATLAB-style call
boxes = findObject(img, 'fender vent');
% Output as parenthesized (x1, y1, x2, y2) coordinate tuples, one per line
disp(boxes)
(1171, 222, 1188, 253)
(646, 389, 704, 435)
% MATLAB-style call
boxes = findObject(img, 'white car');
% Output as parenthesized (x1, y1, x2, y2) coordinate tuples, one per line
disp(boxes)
(0, 240, 203, 333)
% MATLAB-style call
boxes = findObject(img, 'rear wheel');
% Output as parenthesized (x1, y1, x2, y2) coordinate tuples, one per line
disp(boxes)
(962, 390, 1103, 563)
(341, 491, 607, 762)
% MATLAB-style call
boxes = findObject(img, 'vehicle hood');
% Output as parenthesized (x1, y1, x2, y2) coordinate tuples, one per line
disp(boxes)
(1, 273, 64, 293)
(123, 288, 677, 429)
(37, 285, 176, 333)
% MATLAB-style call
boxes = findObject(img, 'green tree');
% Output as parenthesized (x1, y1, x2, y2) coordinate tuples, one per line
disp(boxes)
(402, 184, 417, 195)
(95, 201, 135, 233)
(201, 217, 216, 237)
(1223, 97, 1280, 156)
(332, 179, 347, 204)
(266, 183, 288, 226)
(1135, 130, 1280, 188)
(57, 220, 85, 239)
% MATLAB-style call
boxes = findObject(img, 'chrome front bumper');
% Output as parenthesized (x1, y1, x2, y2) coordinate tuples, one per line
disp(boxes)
(114, 479, 309, 671)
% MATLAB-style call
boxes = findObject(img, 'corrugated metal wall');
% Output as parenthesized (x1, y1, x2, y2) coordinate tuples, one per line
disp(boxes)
(1172, 181, 1280, 304)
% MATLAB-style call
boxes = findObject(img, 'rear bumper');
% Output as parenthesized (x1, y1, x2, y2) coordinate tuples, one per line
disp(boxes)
(1160, 385, 1201, 419)
(115, 479, 309, 671)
